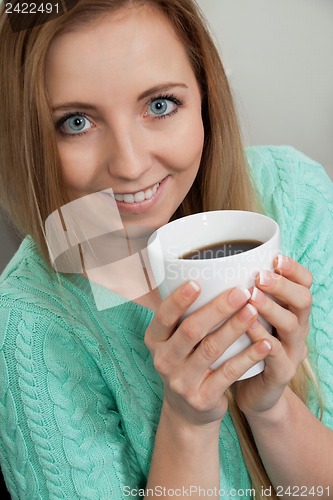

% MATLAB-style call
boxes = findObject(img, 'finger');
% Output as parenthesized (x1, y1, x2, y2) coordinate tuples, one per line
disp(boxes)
(146, 280, 200, 345)
(250, 286, 302, 336)
(184, 304, 259, 384)
(204, 337, 272, 396)
(162, 287, 252, 364)
(247, 320, 305, 382)
(274, 255, 313, 289)
(255, 272, 312, 328)
(249, 288, 309, 362)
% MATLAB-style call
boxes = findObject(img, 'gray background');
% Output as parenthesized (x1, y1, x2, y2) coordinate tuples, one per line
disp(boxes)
(1, 0, 332, 272)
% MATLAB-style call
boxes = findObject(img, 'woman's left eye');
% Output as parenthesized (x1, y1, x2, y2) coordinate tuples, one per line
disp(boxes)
(146, 95, 182, 118)
(56, 113, 94, 136)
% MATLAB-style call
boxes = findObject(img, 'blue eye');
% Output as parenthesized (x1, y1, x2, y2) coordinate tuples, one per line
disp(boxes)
(147, 95, 182, 118)
(57, 114, 93, 135)
(149, 99, 173, 116)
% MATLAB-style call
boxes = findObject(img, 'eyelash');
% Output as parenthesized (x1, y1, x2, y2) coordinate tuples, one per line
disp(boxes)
(55, 93, 184, 136)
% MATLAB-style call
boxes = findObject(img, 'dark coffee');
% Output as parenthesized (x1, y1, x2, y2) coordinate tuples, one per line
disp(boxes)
(181, 239, 263, 260)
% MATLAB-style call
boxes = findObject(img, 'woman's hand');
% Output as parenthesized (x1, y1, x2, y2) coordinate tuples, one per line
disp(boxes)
(144, 282, 271, 428)
(234, 255, 313, 418)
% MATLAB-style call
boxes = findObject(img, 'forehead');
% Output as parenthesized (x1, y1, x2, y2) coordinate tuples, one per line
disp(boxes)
(45, 5, 195, 99)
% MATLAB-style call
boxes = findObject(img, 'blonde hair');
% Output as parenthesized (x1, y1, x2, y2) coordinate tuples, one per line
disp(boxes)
(0, 1, 321, 497)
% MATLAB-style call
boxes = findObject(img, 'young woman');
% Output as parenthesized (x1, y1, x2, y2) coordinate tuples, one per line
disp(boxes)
(0, 1, 332, 498)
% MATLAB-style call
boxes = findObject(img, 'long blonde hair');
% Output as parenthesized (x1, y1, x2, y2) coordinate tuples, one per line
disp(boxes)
(0, 1, 321, 497)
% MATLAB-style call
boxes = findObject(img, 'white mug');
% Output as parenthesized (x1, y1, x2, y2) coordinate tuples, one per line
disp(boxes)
(147, 210, 280, 380)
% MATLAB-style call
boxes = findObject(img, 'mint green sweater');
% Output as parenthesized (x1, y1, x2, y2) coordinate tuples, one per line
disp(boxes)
(1, 146, 333, 499)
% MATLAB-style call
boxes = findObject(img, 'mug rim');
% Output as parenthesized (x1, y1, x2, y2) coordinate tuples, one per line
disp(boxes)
(147, 210, 279, 263)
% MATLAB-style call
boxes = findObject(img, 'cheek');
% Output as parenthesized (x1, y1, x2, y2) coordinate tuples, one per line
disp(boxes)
(162, 114, 204, 171)
(57, 141, 98, 192)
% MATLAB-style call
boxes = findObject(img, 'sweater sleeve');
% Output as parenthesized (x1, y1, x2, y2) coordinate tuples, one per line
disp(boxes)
(247, 145, 333, 426)
(0, 304, 143, 500)
(289, 151, 333, 427)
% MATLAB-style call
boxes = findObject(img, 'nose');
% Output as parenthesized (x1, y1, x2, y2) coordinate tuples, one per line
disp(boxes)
(105, 119, 152, 181)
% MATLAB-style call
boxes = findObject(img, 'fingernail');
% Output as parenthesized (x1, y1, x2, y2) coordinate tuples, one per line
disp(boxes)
(259, 271, 275, 287)
(276, 254, 291, 270)
(239, 303, 257, 322)
(277, 255, 284, 269)
(251, 287, 266, 305)
(228, 287, 251, 308)
(262, 340, 272, 351)
(182, 280, 200, 299)
(256, 339, 272, 354)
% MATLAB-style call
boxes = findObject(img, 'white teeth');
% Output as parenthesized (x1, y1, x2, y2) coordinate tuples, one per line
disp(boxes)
(114, 181, 160, 203)
(134, 191, 145, 202)
(145, 189, 153, 200)
(123, 193, 134, 203)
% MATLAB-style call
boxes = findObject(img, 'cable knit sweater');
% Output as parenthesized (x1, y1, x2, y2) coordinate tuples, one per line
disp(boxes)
(0, 146, 332, 499)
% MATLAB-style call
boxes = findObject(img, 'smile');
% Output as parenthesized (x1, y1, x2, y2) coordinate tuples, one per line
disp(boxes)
(111, 180, 161, 204)
(106, 176, 169, 215)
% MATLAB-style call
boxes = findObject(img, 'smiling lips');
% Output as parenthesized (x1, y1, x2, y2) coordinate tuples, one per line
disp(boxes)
(111, 180, 161, 204)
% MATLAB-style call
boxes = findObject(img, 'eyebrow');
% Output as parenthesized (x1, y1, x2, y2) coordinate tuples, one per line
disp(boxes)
(51, 103, 97, 113)
(51, 82, 188, 112)
(137, 82, 188, 100)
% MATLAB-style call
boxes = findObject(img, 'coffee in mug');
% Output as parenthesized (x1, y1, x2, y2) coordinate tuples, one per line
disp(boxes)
(181, 239, 263, 260)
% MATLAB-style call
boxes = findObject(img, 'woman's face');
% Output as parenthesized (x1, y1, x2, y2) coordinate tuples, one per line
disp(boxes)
(45, 5, 204, 231)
